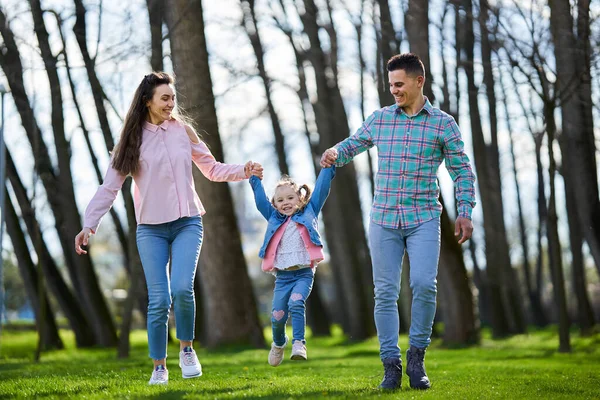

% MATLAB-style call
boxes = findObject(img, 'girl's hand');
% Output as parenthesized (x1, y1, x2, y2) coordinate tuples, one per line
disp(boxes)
(245, 161, 264, 180)
(320, 148, 338, 168)
(75, 228, 93, 255)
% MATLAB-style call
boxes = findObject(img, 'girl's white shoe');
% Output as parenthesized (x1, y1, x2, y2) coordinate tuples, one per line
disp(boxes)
(268, 336, 288, 366)
(149, 365, 168, 385)
(290, 340, 307, 360)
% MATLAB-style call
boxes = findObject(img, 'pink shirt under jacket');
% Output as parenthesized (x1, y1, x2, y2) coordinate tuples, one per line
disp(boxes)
(84, 119, 246, 232)
(261, 218, 324, 272)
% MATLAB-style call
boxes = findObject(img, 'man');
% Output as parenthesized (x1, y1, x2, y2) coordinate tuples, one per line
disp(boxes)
(320, 53, 476, 390)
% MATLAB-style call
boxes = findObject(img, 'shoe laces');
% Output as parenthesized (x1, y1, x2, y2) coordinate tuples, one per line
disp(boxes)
(383, 362, 401, 381)
(408, 349, 426, 375)
(153, 366, 167, 379)
(181, 349, 196, 366)
(292, 341, 304, 350)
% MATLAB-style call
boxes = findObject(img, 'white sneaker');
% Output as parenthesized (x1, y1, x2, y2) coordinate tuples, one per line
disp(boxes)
(149, 365, 168, 385)
(268, 336, 288, 367)
(291, 340, 307, 360)
(179, 346, 202, 378)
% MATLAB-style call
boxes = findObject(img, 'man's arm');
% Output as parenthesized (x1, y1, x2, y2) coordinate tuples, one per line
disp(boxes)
(320, 112, 376, 168)
(442, 117, 477, 244)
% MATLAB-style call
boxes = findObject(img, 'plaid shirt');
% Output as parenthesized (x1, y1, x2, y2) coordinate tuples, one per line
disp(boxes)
(335, 99, 476, 229)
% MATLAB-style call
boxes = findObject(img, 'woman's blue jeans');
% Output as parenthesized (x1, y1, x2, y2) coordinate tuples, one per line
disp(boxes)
(369, 217, 441, 360)
(271, 268, 314, 346)
(136, 216, 203, 360)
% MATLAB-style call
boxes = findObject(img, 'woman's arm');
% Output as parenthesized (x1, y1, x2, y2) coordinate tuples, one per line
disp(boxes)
(187, 126, 248, 182)
(76, 163, 127, 254)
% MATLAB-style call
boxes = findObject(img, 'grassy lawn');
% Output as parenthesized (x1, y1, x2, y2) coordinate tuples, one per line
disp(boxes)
(0, 326, 599, 399)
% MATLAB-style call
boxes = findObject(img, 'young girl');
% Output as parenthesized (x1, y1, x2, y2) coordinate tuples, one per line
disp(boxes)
(249, 166, 335, 366)
(74, 72, 263, 385)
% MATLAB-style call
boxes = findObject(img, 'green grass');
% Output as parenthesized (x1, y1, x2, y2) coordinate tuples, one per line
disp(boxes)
(1, 327, 599, 399)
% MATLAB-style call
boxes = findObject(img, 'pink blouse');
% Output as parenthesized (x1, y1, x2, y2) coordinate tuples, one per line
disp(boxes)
(84, 119, 246, 232)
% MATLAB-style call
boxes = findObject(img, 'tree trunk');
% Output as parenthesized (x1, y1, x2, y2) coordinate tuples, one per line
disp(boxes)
(1, 7, 117, 346)
(544, 102, 571, 352)
(5, 151, 96, 347)
(4, 191, 63, 351)
(437, 203, 479, 344)
(457, 0, 523, 337)
(405, 0, 435, 102)
(548, 0, 600, 277)
(559, 136, 595, 335)
(165, 0, 264, 348)
(298, 0, 375, 340)
(147, 0, 165, 71)
(375, 0, 397, 106)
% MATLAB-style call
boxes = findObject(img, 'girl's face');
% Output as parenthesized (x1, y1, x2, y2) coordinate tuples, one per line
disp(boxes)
(146, 84, 175, 125)
(273, 185, 301, 216)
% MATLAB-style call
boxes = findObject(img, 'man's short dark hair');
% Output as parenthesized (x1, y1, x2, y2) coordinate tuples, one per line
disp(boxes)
(387, 53, 425, 78)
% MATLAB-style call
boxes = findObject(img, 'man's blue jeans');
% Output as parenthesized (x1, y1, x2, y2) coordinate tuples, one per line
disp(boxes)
(136, 216, 203, 360)
(369, 217, 441, 360)
(271, 268, 314, 346)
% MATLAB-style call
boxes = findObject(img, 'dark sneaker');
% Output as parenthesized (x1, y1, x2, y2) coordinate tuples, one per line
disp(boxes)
(406, 346, 431, 389)
(379, 357, 402, 390)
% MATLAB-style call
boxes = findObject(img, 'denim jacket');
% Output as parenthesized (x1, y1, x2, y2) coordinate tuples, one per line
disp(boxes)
(249, 166, 336, 259)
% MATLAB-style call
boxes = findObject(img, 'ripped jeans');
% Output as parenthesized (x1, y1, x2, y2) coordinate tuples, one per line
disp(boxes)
(271, 268, 314, 346)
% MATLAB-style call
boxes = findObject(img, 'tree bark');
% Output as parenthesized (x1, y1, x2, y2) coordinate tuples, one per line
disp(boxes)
(5, 190, 63, 351)
(543, 101, 571, 352)
(165, 0, 264, 348)
(548, 0, 600, 276)
(456, 0, 523, 337)
(0, 6, 117, 346)
(147, 0, 165, 71)
(5, 151, 95, 347)
(298, 0, 375, 340)
(375, 0, 397, 106)
(405, 0, 435, 102)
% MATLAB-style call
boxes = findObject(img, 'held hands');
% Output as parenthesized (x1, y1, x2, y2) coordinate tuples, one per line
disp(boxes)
(245, 161, 264, 180)
(455, 217, 473, 245)
(75, 227, 93, 255)
(320, 148, 338, 168)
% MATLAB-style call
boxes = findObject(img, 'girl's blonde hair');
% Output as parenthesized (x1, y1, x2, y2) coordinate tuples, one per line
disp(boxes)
(271, 176, 312, 212)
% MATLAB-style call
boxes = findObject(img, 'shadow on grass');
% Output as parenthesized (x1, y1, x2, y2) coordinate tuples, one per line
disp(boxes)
(132, 387, 379, 399)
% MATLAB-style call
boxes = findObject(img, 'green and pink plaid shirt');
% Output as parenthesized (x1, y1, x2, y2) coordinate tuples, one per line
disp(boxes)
(335, 99, 476, 229)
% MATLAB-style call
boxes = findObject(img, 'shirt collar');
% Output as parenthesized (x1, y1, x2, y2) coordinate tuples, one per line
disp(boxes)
(395, 96, 433, 116)
(143, 119, 169, 132)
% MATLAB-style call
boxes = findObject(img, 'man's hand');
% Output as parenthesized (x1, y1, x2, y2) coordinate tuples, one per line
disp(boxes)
(320, 148, 338, 168)
(454, 217, 473, 244)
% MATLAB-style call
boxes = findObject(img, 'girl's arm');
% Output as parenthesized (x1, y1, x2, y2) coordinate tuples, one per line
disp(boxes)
(309, 166, 336, 215)
(249, 176, 275, 220)
(187, 126, 247, 182)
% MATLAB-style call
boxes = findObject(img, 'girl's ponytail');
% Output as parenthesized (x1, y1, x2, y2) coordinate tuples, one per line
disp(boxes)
(298, 184, 312, 207)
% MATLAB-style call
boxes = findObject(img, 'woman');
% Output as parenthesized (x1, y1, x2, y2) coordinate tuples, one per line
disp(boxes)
(74, 72, 263, 385)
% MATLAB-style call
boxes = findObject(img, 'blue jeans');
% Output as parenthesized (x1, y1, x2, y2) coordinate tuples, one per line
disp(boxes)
(271, 268, 314, 346)
(369, 218, 441, 360)
(136, 216, 203, 360)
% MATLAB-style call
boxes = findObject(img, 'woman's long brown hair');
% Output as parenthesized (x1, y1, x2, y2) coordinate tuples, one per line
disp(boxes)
(111, 72, 193, 175)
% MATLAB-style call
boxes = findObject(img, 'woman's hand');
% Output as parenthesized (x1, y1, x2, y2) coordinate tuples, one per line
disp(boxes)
(245, 161, 264, 180)
(75, 228, 93, 255)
